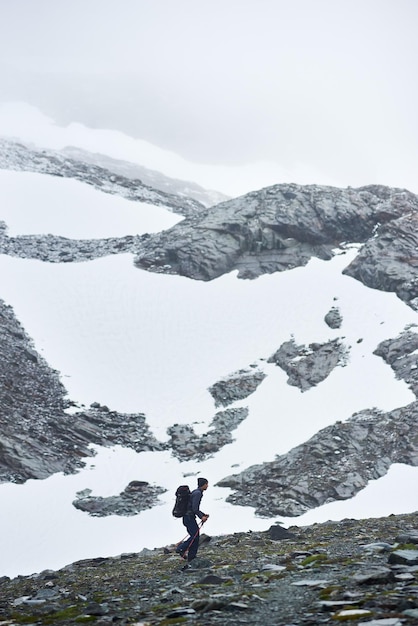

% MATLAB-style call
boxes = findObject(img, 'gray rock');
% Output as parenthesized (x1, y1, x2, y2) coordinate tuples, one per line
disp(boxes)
(268, 525, 297, 540)
(166, 607, 196, 618)
(133, 183, 418, 289)
(344, 209, 418, 310)
(85, 602, 109, 616)
(317, 600, 359, 610)
(324, 306, 343, 329)
(208, 368, 266, 407)
(361, 542, 394, 553)
(388, 549, 418, 565)
(72, 480, 166, 517)
(403, 609, 418, 618)
(198, 574, 232, 585)
(268, 337, 348, 391)
(374, 329, 418, 397)
(167, 407, 248, 461)
(394, 572, 415, 581)
(261, 564, 286, 572)
(217, 402, 418, 517)
(353, 567, 394, 584)
(396, 532, 418, 544)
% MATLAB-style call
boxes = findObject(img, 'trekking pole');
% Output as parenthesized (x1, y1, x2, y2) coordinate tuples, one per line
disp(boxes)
(178, 521, 204, 560)
(175, 520, 204, 551)
(175, 532, 190, 549)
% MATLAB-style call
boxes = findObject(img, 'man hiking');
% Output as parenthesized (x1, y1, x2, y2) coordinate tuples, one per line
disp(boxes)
(176, 477, 209, 566)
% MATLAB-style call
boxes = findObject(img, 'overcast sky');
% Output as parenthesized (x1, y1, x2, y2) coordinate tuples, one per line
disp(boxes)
(0, 0, 417, 192)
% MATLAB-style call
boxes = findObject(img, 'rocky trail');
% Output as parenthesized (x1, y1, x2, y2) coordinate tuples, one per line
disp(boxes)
(2, 512, 418, 624)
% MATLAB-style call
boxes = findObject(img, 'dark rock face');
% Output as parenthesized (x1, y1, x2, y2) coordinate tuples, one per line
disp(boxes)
(167, 408, 249, 462)
(267, 337, 348, 392)
(73, 481, 166, 516)
(0, 298, 164, 483)
(217, 327, 418, 517)
(0, 297, 254, 487)
(344, 211, 418, 310)
(373, 328, 418, 397)
(0, 298, 82, 482)
(133, 183, 418, 288)
(217, 402, 418, 516)
(208, 368, 266, 407)
(2, 150, 418, 310)
(0, 139, 205, 217)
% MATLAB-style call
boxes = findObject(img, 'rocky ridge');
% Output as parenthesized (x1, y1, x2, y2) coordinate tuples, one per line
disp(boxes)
(3, 512, 418, 625)
(61, 145, 230, 208)
(267, 337, 349, 392)
(132, 182, 418, 310)
(0, 139, 205, 218)
(1, 151, 418, 310)
(0, 229, 146, 263)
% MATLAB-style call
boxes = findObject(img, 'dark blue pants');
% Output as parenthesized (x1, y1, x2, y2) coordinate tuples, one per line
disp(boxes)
(178, 514, 200, 561)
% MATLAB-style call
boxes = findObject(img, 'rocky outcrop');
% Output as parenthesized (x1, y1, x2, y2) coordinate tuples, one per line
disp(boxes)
(374, 327, 418, 396)
(208, 367, 266, 407)
(72, 481, 166, 517)
(0, 231, 146, 263)
(324, 305, 343, 329)
(267, 337, 348, 392)
(2, 160, 418, 311)
(61, 145, 230, 208)
(344, 211, 418, 310)
(3, 512, 418, 625)
(0, 139, 204, 217)
(217, 402, 418, 516)
(217, 326, 418, 517)
(133, 183, 418, 285)
(0, 297, 254, 484)
(0, 298, 164, 483)
(167, 408, 249, 461)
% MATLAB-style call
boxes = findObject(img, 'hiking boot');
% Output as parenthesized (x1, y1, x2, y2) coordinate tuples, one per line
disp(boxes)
(175, 548, 186, 559)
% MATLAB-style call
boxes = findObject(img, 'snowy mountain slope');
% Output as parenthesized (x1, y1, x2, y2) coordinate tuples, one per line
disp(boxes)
(0, 138, 203, 218)
(1, 248, 418, 578)
(1, 109, 418, 578)
(61, 146, 230, 208)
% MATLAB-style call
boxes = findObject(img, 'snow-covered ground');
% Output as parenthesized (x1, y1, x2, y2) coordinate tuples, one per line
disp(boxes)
(1, 108, 418, 579)
(0, 169, 182, 238)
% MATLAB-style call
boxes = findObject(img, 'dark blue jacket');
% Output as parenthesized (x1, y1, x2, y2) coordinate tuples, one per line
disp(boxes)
(187, 487, 206, 519)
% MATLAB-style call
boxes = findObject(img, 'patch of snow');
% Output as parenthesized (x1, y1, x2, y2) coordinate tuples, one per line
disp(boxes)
(0, 170, 181, 238)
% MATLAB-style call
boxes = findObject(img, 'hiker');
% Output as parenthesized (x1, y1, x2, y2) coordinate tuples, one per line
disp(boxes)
(176, 477, 209, 564)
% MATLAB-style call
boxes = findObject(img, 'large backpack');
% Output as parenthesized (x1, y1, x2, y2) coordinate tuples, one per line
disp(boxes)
(172, 485, 190, 518)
